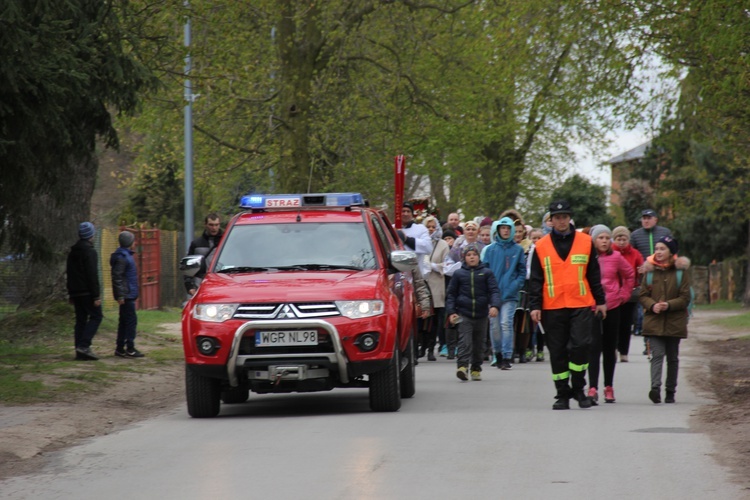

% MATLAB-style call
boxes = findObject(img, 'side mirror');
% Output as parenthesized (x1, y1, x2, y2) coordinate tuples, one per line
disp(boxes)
(390, 250, 418, 272)
(180, 255, 204, 277)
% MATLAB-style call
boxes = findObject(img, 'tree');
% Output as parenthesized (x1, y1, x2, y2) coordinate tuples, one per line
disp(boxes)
(550, 175, 612, 229)
(122, 0, 654, 225)
(619, 179, 655, 231)
(0, 0, 159, 306)
(632, 0, 750, 303)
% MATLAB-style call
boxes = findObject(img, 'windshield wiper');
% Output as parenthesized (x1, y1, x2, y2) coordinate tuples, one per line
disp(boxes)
(217, 266, 275, 273)
(278, 264, 363, 271)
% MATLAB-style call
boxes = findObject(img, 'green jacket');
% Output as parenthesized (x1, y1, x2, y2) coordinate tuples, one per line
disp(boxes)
(639, 257, 691, 339)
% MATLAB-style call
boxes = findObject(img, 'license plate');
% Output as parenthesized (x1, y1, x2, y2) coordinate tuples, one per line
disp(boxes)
(255, 330, 318, 347)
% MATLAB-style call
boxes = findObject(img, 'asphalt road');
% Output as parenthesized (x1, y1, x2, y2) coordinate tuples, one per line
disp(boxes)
(1, 339, 745, 499)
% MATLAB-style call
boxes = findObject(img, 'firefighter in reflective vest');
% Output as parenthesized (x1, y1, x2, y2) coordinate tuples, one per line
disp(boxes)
(529, 200, 607, 410)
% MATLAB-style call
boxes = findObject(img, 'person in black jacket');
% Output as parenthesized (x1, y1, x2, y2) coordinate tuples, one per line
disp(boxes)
(66, 222, 102, 361)
(445, 244, 501, 382)
(184, 213, 224, 295)
(528, 201, 606, 410)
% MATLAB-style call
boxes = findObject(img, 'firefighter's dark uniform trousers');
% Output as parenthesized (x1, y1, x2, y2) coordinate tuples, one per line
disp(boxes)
(542, 307, 594, 398)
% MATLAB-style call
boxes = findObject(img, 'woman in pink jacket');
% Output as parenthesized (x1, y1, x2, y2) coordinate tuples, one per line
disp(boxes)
(587, 225, 635, 403)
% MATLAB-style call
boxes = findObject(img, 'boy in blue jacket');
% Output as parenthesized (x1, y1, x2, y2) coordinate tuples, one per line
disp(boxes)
(445, 244, 501, 381)
(481, 217, 526, 370)
(110, 231, 145, 358)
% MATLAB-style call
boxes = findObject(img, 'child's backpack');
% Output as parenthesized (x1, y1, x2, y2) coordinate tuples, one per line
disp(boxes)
(645, 269, 695, 322)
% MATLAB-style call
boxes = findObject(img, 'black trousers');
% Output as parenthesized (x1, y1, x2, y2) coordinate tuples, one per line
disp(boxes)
(589, 306, 621, 389)
(542, 307, 594, 396)
(617, 301, 636, 355)
(72, 295, 103, 349)
(420, 307, 444, 351)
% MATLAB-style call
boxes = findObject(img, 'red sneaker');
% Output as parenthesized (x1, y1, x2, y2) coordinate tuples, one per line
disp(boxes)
(587, 387, 599, 403)
(604, 386, 616, 403)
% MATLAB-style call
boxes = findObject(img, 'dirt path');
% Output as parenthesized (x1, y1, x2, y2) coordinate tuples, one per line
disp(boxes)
(0, 312, 749, 489)
(684, 309, 750, 492)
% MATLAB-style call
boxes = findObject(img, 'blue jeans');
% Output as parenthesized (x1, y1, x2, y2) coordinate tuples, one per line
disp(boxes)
(490, 301, 516, 359)
(634, 304, 644, 333)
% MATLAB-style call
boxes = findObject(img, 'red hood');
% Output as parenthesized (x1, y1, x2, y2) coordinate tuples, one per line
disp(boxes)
(194, 270, 384, 303)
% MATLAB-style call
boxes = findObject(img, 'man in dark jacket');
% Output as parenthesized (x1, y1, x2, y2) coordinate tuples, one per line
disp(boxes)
(66, 222, 102, 360)
(630, 209, 672, 260)
(111, 231, 144, 358)
(184, 213, 224, 295)
(529, 200, 606, 410)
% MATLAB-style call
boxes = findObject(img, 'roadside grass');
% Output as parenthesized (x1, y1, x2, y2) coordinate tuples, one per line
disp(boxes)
(696, 300, 744, 311)
(0, 302, 183, 405)
(701, 300, 750, 338)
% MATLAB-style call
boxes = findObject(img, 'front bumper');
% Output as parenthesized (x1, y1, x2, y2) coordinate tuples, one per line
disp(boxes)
(226, 319, 350, 387)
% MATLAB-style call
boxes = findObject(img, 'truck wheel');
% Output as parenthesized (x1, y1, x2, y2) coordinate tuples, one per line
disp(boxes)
(185, 365, 221, 418)
(369, 350, 401, 412)
(400, 335, 416, 399)
(221, 386, 249, 404)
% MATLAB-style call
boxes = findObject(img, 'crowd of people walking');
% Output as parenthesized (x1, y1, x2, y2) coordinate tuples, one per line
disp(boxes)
(400, 200, 692, 410)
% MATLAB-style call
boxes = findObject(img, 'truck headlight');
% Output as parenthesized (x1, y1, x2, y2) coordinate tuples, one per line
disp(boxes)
(193, 303, 239, 322)
(335, 300, 384, 319)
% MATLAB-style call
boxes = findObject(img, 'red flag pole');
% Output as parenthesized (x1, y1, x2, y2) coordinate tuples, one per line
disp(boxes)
(394, 155, 406, 228)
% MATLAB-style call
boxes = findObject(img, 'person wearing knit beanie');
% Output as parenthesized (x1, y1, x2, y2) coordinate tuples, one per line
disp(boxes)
(611, 225, 643, 363)
(461, 243, 481, 261)
(111, 231, 144, 358)
(118, 231, 136, 248)
(640, 233, 690, 404)
(657, 235, 678, 256)
(445, 239, 501, 380)
(612, 226, 630, 241)
(67, 221, 103, 360)
(78, 222, 96, 240)
(442, 229, 457, 249)
(588, 223, 634, 404)
(589, 224, 611, 242)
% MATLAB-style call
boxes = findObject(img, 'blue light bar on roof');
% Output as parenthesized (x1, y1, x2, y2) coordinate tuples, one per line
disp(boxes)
(239, 193, 364, 209)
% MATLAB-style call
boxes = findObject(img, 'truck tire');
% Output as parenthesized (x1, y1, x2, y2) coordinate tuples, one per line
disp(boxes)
(221, 385, 249, 404)
(185, 365, 221, 418)
(400, 335, 416, 399)
(369, 350, 401, 412)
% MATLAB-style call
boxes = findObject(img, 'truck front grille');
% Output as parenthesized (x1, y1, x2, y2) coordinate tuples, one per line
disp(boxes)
(233, 302, 340, 320)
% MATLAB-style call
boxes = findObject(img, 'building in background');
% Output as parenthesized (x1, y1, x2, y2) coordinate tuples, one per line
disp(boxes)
(607, 140, 652, 206)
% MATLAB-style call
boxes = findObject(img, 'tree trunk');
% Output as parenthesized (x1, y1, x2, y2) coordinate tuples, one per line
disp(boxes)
(479, 140, 525, 217)
(744, 219, 750, 307)
(19, 157, 98, 308)
(276, 0, 322, 193)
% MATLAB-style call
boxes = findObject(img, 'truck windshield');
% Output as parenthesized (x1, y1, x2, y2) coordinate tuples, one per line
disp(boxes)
(214, 222, 377, 272)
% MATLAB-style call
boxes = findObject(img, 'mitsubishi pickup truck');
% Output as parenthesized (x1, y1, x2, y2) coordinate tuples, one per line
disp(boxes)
(180, 193, 418, 417)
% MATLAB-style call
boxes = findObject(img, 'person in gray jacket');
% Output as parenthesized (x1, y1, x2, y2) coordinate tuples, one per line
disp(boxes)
(630, 209, 672, 260)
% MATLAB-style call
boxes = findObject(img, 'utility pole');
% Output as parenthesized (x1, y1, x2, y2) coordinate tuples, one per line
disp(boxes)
(183, 0, 195, 251)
